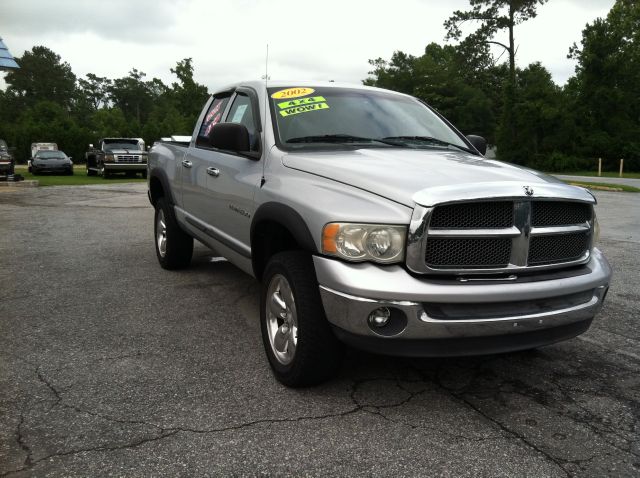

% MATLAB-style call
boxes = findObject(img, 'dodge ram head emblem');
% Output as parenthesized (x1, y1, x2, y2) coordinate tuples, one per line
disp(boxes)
(523, 186, 534, 196)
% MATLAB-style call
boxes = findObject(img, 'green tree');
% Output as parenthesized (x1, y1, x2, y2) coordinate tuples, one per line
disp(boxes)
(364, 43, 496, 141)
(568, 0, 640, 170)
(78, 73, 112, 110)
(2, 46, 77, 110)
(169, 58, 209, 122)
(108, 69, 166, 124)
(444, 1, 549, 162)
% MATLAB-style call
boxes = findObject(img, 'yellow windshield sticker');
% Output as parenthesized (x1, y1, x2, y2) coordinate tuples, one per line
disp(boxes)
(271, 87, 315, 99)
(279, 101, 329, 117)
(277, 96, 326, 109)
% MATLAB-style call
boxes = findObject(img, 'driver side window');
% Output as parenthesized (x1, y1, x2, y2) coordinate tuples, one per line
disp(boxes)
(226, 93, 260, 152)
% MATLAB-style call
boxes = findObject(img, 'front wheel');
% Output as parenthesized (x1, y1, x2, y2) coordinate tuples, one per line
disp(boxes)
(260, 252, 344, 387)
(154, 197, 193, 269)
(99, 163, 109, 178)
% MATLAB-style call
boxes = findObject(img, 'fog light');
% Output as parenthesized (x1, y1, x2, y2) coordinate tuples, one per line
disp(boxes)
(368, 307, 391, 327)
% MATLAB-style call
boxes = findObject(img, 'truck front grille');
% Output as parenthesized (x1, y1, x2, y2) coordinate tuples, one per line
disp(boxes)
(532, 201, 592, 227)
(429, 201, 514, 229)
(425, 237, 511, 268)
(411, 199, 593, 274)
(115, 155, 143, 163)
(528, 232, 591, 266)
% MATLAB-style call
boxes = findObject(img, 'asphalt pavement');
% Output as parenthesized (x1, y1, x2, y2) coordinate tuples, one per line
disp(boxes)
(1, 183, 639, 476)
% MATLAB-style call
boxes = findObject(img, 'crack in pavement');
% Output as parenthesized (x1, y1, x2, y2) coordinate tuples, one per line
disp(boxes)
(5, 356, 637, 476)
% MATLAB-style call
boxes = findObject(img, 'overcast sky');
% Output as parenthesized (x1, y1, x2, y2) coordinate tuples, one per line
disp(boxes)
(1, 0, 614, 92)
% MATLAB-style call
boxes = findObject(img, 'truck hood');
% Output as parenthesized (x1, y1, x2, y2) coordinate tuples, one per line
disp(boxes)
(282, 148, 585, 207)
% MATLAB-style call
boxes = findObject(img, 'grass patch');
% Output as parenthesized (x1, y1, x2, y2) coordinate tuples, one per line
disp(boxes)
(552, 170, 640, 179)
(563, 180, 640, 193)
(14, 165, 146, 187)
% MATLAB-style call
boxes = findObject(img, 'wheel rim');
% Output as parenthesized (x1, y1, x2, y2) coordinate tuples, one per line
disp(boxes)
(265, 274, 298, 365)
(156, 210, 167, 258)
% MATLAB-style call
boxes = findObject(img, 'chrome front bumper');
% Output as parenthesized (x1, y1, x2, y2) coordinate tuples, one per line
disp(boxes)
(315, 249, 611, 352)
(104, 163, 147, 170)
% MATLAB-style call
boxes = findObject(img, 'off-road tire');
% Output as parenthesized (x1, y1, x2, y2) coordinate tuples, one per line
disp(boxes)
(154, 197, 193, 269)
(260, 251, 344, 387)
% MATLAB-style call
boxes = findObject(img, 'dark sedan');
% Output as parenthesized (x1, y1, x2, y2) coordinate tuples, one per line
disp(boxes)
(31, 150, 73, 175)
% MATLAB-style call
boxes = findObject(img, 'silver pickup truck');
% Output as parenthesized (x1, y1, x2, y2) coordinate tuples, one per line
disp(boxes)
(148, 81, 612, 387)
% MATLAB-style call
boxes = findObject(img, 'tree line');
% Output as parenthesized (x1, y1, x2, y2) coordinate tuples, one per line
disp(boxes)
(0, 0, 637, 172)
(0, 49, 208, 164)
(365, 0, 639, 172)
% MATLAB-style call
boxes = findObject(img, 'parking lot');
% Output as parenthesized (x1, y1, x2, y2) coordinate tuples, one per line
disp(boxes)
(1, 183, 638, 477)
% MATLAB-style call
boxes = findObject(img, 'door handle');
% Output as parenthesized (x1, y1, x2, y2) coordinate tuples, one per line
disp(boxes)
(182, 159, 193, 168)
(206, 167, 220, 177)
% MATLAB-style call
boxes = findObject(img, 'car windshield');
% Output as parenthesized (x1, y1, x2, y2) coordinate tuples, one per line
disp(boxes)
(103, 141, 142, 151)
(36, 151, 65, 159)
(268, 86, 472, 152)
(0, 140, 7, 151)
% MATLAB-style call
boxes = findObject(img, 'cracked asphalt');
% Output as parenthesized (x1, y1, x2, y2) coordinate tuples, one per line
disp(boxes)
(1, 183, 639, 477)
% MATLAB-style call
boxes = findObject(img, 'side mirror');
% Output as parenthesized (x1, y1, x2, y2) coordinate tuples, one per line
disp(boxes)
(209, 123, 250, 153)
(465, 135, 487, 155)
(68, 157, 73, 161)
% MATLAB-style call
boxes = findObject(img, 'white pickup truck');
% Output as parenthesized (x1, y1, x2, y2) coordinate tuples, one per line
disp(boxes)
(148, 81, 612, 387)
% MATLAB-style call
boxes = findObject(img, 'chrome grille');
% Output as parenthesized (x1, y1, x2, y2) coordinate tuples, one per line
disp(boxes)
(532, 201, 592, 226)
(425, 238, 511, 268)
(528, 232, 590, 265)
(407, 194, 594, 275)
(429, 201, 513, 229)
(115, 154, 143, 163)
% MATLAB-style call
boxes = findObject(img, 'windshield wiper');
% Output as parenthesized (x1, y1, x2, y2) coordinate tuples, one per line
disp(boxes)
(286, 134, 399, 146)
(381, 136, 476, 154)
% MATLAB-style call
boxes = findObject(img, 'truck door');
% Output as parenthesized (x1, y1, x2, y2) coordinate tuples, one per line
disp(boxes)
(181, 93, 231, 222)
(182, 88, 264, 252)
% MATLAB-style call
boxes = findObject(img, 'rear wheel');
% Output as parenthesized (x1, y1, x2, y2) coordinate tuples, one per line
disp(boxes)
(154, 197, 193, 269)
(260, 251, 343, 387)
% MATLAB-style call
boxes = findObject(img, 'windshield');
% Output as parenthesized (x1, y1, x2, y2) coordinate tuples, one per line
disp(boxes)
(103, 140, 142, 151)
(268, 86, 471, 152)
(0, 140, 7, 151)
(36, 151, 66, 159)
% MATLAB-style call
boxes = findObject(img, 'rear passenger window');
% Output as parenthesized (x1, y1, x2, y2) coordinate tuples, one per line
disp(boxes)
(196, 95, 230, 147)
(226, 93, 260, 152)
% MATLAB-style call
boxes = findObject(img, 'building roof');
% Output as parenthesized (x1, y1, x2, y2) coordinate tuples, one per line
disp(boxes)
(0, 37, 20, 70)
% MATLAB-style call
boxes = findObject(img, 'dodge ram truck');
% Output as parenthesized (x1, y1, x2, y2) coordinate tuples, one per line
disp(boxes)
(86, 138, 148, 178)
(148, 81, 612, 387)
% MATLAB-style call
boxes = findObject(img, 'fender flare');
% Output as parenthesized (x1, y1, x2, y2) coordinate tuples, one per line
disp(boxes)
(148, 168, 176, 207)
(250, 202, 318, 275)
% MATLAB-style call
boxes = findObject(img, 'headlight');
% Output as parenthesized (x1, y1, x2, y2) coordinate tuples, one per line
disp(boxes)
(105, 154, 115, 162)
(322, 223, 406, 263)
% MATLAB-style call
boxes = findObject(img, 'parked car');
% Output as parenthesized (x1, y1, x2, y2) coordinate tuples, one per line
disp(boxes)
(31, 150, 73, 175)
(29, 142, 58, 173)
(86, 138, 148, 178)
(148, 81, 612, 387)
(0, 139, 15, 178)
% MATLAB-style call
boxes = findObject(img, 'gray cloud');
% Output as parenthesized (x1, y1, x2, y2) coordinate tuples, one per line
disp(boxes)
(1, 0, 185, 42)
